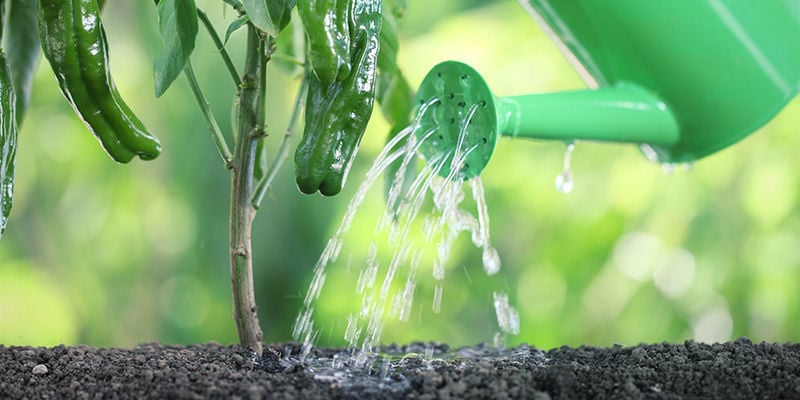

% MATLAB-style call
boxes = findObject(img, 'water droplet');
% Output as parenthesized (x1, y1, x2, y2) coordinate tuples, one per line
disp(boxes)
(424, 344, 434, 359)
(493, 291, 520, 335)
(380, 356, 390, 379)
(345, 314, 361, 346)
(640, 144, 660, 163)
(470, 178, 491, 246)
(482, 246, 501, 276)
(432, 285, 443, 313)
(398, 279, 416, 321)
(433, 259, 446, 281)
(434, 228, 457, 280)
(292, 307, 314, 339)
(554, 171, 573, 194)
(662, 162, 677, 175)
(422, 216, 436, 241)
(331, 353, 343, 369)
(356, 245, 379, 293)
(555, 143, 575, 193)
(493, 332, 506, 349)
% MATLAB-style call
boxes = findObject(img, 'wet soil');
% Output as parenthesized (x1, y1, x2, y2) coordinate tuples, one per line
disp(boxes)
(1, 338, 798, 399)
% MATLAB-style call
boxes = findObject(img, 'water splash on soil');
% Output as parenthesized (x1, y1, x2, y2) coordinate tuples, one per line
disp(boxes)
(264, 343, 549, 392)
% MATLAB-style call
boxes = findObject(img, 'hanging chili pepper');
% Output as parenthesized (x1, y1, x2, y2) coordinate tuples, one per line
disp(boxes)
(294, 0, 382, 196)
(0, 50, 18, 239)
(38, 0, 161, 163)
(297, 0, 351, 84)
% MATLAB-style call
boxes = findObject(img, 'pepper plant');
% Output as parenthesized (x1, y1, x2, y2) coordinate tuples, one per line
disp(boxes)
(0, 0, 411, 355)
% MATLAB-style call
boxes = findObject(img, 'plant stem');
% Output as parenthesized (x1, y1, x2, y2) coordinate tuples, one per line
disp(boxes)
(197, 8, 242, 87)
(229, 24, 265, 356)
(252, 77, 307, 208)
(183, 60, 233, 166)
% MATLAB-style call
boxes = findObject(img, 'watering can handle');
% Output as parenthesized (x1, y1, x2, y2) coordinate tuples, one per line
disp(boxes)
(498, 83, 680, 147)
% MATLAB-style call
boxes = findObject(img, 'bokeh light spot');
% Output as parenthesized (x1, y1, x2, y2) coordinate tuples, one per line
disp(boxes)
(613, 232, 664, 281)
(653, 248, 696, 298)
(160, 275, 211, 328)
(692, 306, 733, 343)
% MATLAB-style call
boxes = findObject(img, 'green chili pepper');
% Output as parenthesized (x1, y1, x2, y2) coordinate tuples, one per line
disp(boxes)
(38, 0, 161, 163)
(297, 0, 351, 84)
(0, 50, 18, 239)
(294, 0, 382, 196)
(3, 0, 41, 127)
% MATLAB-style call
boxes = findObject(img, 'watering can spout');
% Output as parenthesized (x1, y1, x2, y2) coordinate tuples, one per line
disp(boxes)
(413, 61, 681, 180)
(497, 85, 680, 146)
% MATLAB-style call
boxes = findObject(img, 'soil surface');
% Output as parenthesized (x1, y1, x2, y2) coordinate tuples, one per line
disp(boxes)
(1, 338, 798, 399)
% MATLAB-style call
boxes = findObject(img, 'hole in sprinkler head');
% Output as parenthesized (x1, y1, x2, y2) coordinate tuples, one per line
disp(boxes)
(482, 137, 488, 144)
(438, 134, 444, 140)
(436, 72, 442, 78)
(449, 118, 456, 125)
(460, 74, 467, 80)
(448, 93, 455, 99)
(457, 101, 466, 108)
(464, 163, 470, 170)
(480, 100, 487, 107)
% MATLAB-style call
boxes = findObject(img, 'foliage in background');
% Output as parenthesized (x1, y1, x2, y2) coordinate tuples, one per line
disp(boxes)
(1, 0, 798, 349)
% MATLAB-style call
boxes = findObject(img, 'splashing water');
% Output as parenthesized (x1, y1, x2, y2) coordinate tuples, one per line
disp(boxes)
(293, 96, 519, 364)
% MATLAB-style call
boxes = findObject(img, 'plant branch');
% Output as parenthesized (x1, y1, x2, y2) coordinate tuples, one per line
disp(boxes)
(197, 8, 242, 87)
(183, 60, 233, 166)
(252, 77, 307, 209)
(255, 36, 270, 139)
(229, 24, 265, 356)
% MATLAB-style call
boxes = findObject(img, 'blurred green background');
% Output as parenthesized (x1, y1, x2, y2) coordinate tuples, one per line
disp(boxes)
(1, 0, 799, 350)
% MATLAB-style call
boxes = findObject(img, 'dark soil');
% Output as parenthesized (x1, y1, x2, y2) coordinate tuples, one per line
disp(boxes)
(1, 338, 798, 399)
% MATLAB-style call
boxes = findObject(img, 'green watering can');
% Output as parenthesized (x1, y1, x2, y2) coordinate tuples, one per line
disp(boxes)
(414, 0, 800, 179)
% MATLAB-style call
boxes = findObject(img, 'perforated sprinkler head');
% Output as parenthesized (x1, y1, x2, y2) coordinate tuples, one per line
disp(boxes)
(414, 61, 684, 180)
(414, 61, 499, 180)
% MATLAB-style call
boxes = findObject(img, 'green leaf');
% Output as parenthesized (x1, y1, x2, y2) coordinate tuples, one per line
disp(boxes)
(377, 72, 412, 128)
(242, 0, 295, 37)
(154, 0, 198, 97)
(376, 2, 414, 214)
(377, 9, 399, 72)
(266, 0, 296, 34)
(377, 71, 414, 215)
(376, 9, 410, 127)
(224, 15, 248, 45)
(2, 0, 41, 126)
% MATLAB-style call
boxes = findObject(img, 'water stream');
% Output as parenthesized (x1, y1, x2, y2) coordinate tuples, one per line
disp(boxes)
(292, 96, 519, 365)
